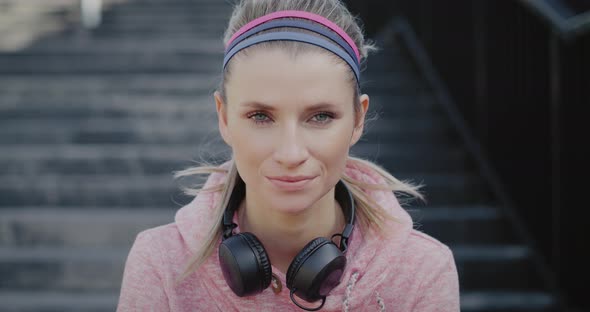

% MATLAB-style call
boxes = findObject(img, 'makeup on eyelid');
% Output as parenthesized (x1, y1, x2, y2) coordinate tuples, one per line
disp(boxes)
(245, 111, 337, 125)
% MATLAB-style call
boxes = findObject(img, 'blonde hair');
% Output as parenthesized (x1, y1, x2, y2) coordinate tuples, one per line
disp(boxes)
(173, 0, 424, 285)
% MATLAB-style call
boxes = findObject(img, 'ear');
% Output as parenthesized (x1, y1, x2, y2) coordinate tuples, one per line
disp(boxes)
(214, 91, 232, 147)
(350, 94, 369, 147)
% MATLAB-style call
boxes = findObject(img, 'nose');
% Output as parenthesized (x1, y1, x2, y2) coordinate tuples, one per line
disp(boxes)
(272, 123, 309, 168)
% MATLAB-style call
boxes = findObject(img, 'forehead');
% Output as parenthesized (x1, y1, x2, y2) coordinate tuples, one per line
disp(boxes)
(225, 48, 354, 109)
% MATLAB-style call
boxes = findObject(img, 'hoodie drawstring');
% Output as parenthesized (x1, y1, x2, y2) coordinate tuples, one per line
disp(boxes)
(375, 291, 386, 311)
(342, 273, 387, 312)
(342, 272, 359, 312)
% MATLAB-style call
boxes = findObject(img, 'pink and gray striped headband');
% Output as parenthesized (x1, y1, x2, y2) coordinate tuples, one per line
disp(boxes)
(223, 10, 361, 84)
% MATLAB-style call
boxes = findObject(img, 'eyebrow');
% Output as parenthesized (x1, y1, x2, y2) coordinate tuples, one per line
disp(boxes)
(240, 101, 339, 112)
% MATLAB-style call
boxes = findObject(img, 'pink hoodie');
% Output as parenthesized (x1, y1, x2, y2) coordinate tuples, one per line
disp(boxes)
(117, 161, 460, 311)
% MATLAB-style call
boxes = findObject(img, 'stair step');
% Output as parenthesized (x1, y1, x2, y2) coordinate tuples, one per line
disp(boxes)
(0, 174, 193, 208)
(65, 29, 226, 40)
(460, 291, 557, 312)
(0, 53, 224, 74)
(0, 74, 219, 95)
(0, 94, 214, 117)
(107, 1, 231, 12)
(95, 22, 229, 34)
(0, 171, 487, 207)
(362, 74, 428, 93)
(101, 11, 231, 24)
(0, 208, 173, 248)
(364, 56, 418, 73)
(370, 94, 440, 116)
(354, 144, 471, 173)
(393, 172, 492, 206)
(0, 117, 217, 144)
(409, 206, 519, 245)
(451, 245, 544, 290)
(28, 37, 225, 54)
(363, 117, 458, 143)
(90, 24, 226, 37)
(0, 246, 128, 292)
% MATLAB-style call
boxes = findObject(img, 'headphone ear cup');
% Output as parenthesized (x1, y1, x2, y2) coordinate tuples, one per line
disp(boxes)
(286, 237, 347, 303)
(218, 232, 272, 297)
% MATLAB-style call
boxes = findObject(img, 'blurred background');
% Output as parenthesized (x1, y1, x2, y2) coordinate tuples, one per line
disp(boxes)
(0, 0, 587, 311)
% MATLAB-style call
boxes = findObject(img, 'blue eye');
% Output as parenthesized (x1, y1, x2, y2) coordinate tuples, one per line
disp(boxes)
(311, 112, 334, 124)
(248, 112, 271, 124)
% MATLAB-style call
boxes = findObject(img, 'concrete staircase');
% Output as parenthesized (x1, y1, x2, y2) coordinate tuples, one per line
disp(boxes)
(0, 0, 560, 311)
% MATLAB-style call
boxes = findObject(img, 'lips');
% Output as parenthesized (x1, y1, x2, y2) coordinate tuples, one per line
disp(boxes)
(266, 175, 316, 191)
(267, 176, 315, 182)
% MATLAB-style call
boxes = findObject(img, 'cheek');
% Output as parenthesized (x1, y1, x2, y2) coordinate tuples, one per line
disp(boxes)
(226, 119, 274, 177)
(306, 124, 352, 168)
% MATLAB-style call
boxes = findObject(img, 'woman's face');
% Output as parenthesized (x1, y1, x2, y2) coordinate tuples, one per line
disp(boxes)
(215, 48, 369, 214)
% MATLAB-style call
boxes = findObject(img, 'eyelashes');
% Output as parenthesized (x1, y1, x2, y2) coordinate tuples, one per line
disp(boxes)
(246, 111, 335, 126)
(247, 112, 271, 124)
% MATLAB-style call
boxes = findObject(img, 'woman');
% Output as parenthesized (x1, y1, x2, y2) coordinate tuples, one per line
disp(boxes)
(117, 0, 460, 311)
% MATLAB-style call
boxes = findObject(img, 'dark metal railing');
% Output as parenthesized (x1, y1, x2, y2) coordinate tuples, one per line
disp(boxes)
(519, 0, 590, 39)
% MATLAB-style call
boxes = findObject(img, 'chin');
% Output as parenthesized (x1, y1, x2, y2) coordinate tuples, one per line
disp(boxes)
(264, 185, 322, 215)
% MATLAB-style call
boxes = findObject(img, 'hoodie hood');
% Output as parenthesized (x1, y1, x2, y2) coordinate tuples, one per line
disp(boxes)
(174, 160, 415, 310)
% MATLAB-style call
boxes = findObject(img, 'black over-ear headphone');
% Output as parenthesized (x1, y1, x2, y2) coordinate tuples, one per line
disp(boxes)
(218, 176, 355, 311)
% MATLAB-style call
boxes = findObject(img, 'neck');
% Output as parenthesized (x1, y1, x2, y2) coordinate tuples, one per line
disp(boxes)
(238, 186, 346, 274)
